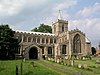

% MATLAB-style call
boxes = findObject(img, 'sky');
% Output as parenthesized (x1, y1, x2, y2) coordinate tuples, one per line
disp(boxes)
(0, 0, 100, 47)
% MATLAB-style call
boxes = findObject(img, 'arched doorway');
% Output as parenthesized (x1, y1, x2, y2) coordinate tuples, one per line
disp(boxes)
(29, 47, 38, 59)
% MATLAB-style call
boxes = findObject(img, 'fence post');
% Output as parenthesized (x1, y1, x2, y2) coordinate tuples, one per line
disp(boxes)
(16, 64, 18, 75)
(20, 62, 23, 75)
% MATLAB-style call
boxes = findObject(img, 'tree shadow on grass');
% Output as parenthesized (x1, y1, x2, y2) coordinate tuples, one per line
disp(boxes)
(24, 71, 33, 75)
(0, 68, 5, 72)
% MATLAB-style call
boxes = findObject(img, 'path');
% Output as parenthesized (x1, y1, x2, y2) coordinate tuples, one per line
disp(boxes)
(38, 60, 86, 75)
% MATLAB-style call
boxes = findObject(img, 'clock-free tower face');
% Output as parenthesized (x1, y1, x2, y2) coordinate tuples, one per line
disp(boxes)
(52, 19, 68, 35)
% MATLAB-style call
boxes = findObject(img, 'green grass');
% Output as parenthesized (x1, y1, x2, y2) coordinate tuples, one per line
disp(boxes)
(0, 57, 100, 75)
(43, 57, 100, 75)
(0, 60, 61, 75)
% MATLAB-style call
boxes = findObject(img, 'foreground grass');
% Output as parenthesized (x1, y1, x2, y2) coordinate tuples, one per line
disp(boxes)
(0, 60, 61, 75)
(0, 57, 100, 75)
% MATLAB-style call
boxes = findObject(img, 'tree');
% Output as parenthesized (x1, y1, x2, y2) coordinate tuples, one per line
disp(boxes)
(0, 25, 20, 60)
(31, 24, 52, 33)
(91, 47, 96, 55)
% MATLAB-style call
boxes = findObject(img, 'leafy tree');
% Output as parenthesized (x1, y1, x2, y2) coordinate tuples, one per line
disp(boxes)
(91, 47, 96, 55)
(31, 24, 52, 33)
(0, 25, 20, 60)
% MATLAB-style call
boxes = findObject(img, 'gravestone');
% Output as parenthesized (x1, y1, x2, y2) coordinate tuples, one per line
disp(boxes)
(82, 57, 85, 60)
(76, 56, 79, 60)
(78, 64, 82, 68)
(30, 61, 35, 67)
(67, 56, 70, 66)
(65, 56, 68, 59)
(57, 59, 60, 63)
(48, 57, 51, 61)
(59, 58, 62, 64)
(71, 56, 74, 66)
(63, 59, 66, 65)
(51, 58, 54, 62)
(23, 58, 25, 62)
(83, 64, 88, 69)
(96, 59, 100, 64)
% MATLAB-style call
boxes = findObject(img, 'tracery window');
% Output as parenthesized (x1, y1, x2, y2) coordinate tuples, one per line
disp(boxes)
(73, 34, 81, 53)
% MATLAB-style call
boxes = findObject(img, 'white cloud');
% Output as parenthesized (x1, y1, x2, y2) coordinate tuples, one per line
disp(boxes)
(26, 0, 48, 6)
(76, 2, 100, 17)
(0, 0, 48, 17)
(0, 0, 26, 16)
(40, 0, 77, 25)
(53, 0, 77, 11)
(40, 11, 69, 25)
(69, 18, 100, 46)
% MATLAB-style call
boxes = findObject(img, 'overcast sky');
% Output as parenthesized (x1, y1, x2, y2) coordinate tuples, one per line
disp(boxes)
(0, 0, 100, 47)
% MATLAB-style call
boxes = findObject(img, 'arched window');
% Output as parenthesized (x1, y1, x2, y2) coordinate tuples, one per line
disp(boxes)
(32, 37, 36, 43)
(40, 46, 44, 54)
(62, 45, 66, 54)
(42, 38, 44, 43)
(23, 36, 27, 42)
(50, 38, 53, 44)
(62, 24, 64, 32)
(46, 38, 48, 43)
(28, 37, 31, 42)
(37, 37, 40, 43)
(73, 34, 81, 53)
(54, 38, 56, 43)
(48, 47, 52, 54)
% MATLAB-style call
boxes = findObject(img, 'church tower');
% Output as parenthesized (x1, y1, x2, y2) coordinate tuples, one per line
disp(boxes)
(52, 10, 68, 35)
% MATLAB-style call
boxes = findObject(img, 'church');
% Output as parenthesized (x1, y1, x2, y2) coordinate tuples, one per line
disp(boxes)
(15, 15, 91, 60)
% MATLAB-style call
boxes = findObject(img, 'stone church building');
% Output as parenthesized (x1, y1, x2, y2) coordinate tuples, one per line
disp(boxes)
(15, 18, 91, 60)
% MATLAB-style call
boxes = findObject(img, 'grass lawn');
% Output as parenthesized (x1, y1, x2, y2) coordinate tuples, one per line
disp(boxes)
(0, 57, 100, 75)
(0, 60, 61, 75)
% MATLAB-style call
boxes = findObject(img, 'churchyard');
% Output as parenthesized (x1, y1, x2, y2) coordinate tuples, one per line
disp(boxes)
(45, 56, 100, 75)
(0, 56, 100, 75)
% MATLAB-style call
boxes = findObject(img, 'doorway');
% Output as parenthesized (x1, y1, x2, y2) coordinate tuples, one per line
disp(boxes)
(29, 47, 38, 59)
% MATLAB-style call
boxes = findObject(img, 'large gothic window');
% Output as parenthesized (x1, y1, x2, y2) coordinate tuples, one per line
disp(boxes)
(73, 34, 81, 53)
